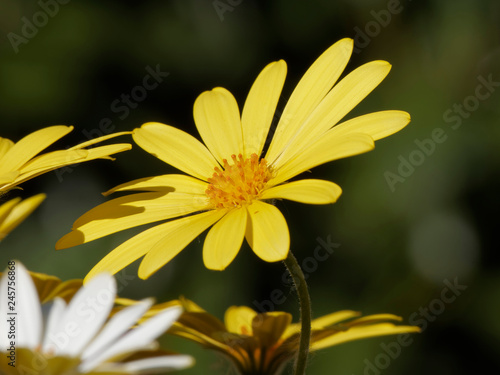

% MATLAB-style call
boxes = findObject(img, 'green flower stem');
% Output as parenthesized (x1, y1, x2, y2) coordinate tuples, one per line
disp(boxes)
(283, 251, 312, 375)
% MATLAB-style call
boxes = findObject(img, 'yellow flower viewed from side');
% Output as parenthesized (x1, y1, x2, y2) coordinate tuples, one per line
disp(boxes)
(0, 125, 131, 194)
(0, 193, 45, 241)
(57, 38, 410, 279)
(168, 298, 420, 375)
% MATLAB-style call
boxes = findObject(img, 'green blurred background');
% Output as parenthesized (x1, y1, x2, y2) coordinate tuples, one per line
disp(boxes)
(1, 0, 499, 374)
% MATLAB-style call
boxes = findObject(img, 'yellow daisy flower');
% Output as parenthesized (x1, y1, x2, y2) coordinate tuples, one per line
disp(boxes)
(0, 125, 131, 193)
(168, 298, 420, 375)
(0, 193, 45, 241)
(57, 38, 410, 279)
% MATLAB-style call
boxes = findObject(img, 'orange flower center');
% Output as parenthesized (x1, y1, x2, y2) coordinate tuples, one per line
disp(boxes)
(206, 153, 272, 209)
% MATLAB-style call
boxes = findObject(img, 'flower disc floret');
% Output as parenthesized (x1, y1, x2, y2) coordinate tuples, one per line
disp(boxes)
(206, 153, 272, 209)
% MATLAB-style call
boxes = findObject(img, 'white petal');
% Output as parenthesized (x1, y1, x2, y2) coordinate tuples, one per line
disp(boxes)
(0, 268, 9, 351)
(80, 306, 182, 372)
(45, 273, 116, 357)
(41, 298, 67, 352)
(16, 263, 43, 350)
(119, 355, 194, 373)
(82, 299, 154, 360)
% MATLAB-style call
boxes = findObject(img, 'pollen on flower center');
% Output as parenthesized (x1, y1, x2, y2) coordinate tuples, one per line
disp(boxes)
(206, 153, 272, 209)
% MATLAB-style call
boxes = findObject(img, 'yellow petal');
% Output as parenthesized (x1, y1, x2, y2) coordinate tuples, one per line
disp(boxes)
(271, 133, 374, 186)
(19, 149, 89, 174)
(0, 193, 45, 240)
(272, 60, 392, 169)
(261, 179, 342, 205)
(173, 311, 229, 345)
(82, 218, 181, 282)
(9, 144, 130, 190)
(0, 126, 73, 175)
(330, 110, 411, 140)
(74, 143, 131, 162)
(168, 325, 232, 353)
(68, 131, 132, 150)
(103, 174, 208, 196)
(176, 299, 227, 334)
(193, 87, 243, 164)
(83, 211, 223, 281)
(241, 60, 287, 157)
(0, 197, 21, 224)
(115, 297, 182, 318)
(311, 323, 421, 351)
(245, 201, 289, 262)
(203, 208, 247, 270)
(133, 122, 218, 181)
(0, 138, 14, 159)
(56, 192, 209, 249)
(347, 313, 403, 326)
(311, 310, 361, 329)
(42, 279, 82, 304)
(251, 312, 292, 347)
(283, 310, 361, 339)
(225, 306, 258, 335)
(178, 297, 207, 313)
(265, 39, 353, 164)
(0, 171, 19, 188)
(138, 210, 226, 279)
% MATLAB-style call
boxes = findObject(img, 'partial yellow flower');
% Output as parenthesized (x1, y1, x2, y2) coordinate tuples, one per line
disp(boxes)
(0, 125, 131, 193)
(114, 297, 181, 315)
(0, 193, 45, 241)
(57, 38, 410, 278)
(167, 298, 420, 375)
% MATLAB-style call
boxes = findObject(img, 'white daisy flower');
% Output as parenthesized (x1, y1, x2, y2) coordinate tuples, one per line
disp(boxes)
(0, 262, 193, 374)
